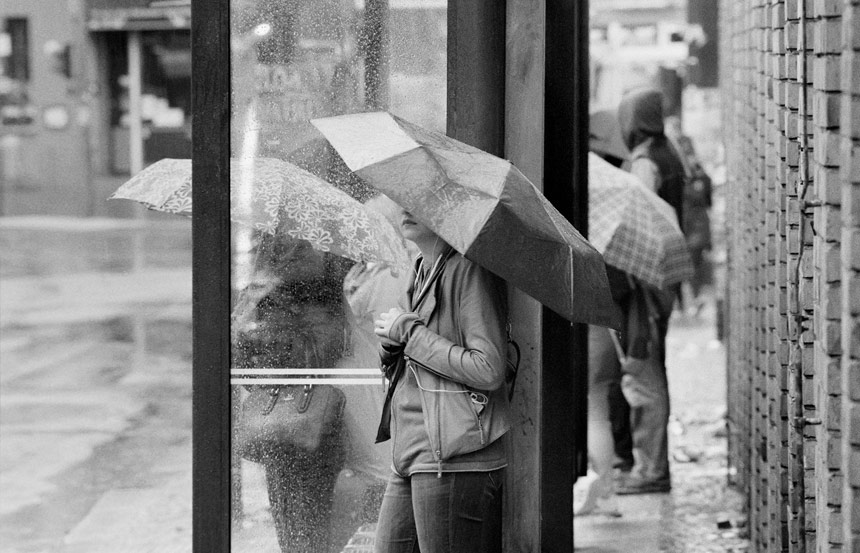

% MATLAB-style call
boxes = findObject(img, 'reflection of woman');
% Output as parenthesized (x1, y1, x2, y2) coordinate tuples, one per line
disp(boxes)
(233, 238, 352, 553)
(372, 208, 510, 553)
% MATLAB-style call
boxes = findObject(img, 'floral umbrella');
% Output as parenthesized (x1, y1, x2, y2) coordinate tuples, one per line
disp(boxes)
(109, 157, 410, 270)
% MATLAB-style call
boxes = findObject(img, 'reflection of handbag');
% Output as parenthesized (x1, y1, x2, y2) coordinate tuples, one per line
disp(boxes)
(236, 384, 345, 463)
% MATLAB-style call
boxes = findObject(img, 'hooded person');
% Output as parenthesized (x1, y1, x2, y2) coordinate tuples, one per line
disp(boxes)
(610, 87, 686, 495)
(617, 87, 687, 227)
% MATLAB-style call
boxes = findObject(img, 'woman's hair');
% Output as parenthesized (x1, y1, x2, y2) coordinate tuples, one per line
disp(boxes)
(232, 235, 353, 369)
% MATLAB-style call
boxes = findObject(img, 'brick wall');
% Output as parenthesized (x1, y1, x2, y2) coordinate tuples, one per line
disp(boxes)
(720, 0, 860, 551)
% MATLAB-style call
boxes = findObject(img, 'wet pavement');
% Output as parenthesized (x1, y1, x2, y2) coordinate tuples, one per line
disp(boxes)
(575, 305, 749, 553)
(0, 216, 747, 552)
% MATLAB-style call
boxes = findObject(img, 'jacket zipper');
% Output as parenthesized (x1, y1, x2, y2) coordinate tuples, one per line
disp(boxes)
(407, 358, 445, 476)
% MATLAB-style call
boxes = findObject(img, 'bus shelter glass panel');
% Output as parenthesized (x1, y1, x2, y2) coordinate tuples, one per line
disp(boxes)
(229, 2, 446, 551)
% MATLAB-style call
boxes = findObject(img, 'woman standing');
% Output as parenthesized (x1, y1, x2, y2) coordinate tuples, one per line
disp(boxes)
(372, 208, 510, 553)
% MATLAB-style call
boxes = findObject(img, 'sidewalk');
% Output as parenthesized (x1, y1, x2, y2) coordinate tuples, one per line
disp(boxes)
(575, 303, 749, 553)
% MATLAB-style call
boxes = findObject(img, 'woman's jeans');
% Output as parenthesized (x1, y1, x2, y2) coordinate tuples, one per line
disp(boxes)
(374, 469, 504, 553)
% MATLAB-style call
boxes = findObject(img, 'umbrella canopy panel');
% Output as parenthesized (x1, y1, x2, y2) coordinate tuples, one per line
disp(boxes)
(588, 153, 693, 288)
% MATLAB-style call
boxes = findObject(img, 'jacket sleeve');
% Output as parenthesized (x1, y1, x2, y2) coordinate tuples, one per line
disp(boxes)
(400, 261, 508, 391)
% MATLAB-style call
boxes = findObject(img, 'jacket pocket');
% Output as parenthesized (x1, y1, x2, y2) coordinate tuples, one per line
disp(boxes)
(408, 359, 486, 461)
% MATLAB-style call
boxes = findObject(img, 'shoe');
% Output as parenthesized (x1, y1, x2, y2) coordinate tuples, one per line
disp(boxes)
(573, 473, 601, 515)
(614, 474, 671, 495)
(574, 472, 621, 517)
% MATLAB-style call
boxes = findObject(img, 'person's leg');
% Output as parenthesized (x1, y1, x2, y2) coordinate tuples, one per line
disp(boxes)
(265, 447, 340, 553)
(576, 326, 622, 515)
(619, 316, 671, 493)
(411, 470, 504, 553)
(374, 473, 419, 553)
(609, 382, 635, 471)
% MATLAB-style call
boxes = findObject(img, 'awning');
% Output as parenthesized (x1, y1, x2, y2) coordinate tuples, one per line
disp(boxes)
(87, 0, 190, 31)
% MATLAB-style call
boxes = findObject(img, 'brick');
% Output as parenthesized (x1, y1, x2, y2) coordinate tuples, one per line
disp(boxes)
(815, 204, 843, 242)
(815, 56, 842, 92)
(828, 393, 845, 429)
(814, 90, 841, 129)
(844, 270, 860, 315)
(846, 487, 860, 536)
(787, 80, 802, 111)
(822, 283, 843, 323)
(817, 128, 844, 166)
(846, 229, 860, 271)
(845, 5, 860, 51)
(842, 51, 860, 95)
(816, 165, 842, 205)
(819, 314, 842, 355)
(827, 431, 843, 468)
(848, 404, 860, 446)
(844, 317, 860, 359)
(831, 508, 845, 543)
(848, 360, 860, 402)
(844, 95, 860, 141)
(813, 18, 843, 54)
(819, 346, 843, 395)
(813, 0, 843, 18)
(785, 19, 800, 50)
(821, 239, 843, 281)
(841, 138, 860, 185)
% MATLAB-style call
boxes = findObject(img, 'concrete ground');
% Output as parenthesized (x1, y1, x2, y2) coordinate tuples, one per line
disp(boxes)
(0, 217, 747, 552)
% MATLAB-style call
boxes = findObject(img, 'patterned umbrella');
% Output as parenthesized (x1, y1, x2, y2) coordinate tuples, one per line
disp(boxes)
(312, 111, 621, 329)
(109, 157, 410, 270)
(588, 152, 694, 288)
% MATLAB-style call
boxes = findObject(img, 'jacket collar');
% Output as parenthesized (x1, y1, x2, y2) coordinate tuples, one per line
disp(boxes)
(410, 245, 455, 313)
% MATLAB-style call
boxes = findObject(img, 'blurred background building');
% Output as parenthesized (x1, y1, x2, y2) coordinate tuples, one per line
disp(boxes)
(0, 0, 192, 217)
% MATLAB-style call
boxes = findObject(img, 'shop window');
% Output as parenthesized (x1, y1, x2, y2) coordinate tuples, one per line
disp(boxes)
(1, 18, 29, 82)
(226, 1, 447, 550)
(107, 31, 191, 174)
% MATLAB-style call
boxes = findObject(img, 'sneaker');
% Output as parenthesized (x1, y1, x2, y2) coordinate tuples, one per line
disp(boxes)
(574, 472, 621, 517)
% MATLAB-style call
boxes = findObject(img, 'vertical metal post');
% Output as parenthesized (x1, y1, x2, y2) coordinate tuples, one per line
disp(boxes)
(192, 0, 232, 550)
(127, 31, 146, 368)
(542, 1, 589, 550)
(364, 0, 390, 110)
(128, 30, 145, 272)
(447, 1, 505, 156)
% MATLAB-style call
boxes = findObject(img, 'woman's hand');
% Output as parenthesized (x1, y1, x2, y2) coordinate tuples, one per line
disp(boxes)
(374, 307, 406, 347)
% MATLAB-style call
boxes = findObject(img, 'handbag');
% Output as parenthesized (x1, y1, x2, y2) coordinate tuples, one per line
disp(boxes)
(608, 329, 662, 409)
(236, 384, 345, 463)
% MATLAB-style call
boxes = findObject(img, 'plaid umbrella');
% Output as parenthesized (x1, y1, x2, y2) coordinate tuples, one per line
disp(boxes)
(588, 152, 694, 288)
(109, 157, 410, 270)
(311, 111, 621, 329)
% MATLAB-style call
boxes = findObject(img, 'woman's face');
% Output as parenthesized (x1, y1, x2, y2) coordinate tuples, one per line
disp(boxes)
(399, 209, 435, 244)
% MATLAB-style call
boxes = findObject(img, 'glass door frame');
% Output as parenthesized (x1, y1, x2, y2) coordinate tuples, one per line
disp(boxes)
(190, 1, 590, 550)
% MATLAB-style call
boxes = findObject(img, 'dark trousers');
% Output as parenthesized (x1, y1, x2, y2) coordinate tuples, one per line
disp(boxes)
(611, 315, 670, 483)
(374, 470, 504, 553)
(264, 440, 344, 553)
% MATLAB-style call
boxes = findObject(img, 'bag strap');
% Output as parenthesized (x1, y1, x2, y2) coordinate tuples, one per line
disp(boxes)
(506, 321, 521, 401)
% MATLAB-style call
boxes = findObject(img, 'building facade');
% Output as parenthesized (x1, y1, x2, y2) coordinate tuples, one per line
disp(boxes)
(0, 0, 192, 217)
(720, 0, 860, 551)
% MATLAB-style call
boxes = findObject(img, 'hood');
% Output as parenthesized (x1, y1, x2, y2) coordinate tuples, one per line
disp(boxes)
(617, 88, 665, 150)
(589, 109, 630, 162)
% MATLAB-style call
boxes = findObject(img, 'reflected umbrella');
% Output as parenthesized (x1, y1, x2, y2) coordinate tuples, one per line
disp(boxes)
(109, 157, 410, 271)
